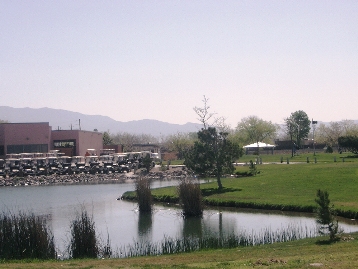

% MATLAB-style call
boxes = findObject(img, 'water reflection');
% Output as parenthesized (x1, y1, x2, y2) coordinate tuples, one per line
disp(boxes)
(138, 211, 152, 241)
(182, 216, 203, 238)
(200, 211, 237, 238)
(180, 211, 246, 240)
(218, 212, 223, 237)
(1, 182, 358, 255)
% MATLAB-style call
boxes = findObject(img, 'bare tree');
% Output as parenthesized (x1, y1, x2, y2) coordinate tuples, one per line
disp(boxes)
(193, 95, 216, 129)
(162, 132, 197, 159)
(315, 120, 358, 149)
(111, 132, 159, 152)
(214, 116, 232, 133)
(193, 95, 232, 132)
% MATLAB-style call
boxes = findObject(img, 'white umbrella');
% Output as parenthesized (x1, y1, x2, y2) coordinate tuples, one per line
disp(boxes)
(243, 142, 275, 148)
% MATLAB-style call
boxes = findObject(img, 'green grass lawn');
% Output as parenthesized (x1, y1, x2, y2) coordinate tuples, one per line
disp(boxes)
(148, 159, 358, 217)
(238, 152, 355, 164)
(168, 152, 355, 165)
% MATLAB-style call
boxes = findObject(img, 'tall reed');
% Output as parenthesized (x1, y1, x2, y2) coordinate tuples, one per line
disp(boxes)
(69, 208, 98, 259)
(0, 211, 55, 260)
(135, 177, 153, 212)
(177, 177, 203, 217)
(117, 224, 317, 258)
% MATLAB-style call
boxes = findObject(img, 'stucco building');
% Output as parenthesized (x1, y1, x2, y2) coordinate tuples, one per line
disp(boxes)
(52, 129, 103, 157)
(0, 122, 103, 158)
(0, 122, 51, 157)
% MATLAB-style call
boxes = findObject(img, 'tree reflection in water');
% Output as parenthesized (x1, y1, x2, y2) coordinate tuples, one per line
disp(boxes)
(137, 211, 152, 242)
(182, 215, 203, 238)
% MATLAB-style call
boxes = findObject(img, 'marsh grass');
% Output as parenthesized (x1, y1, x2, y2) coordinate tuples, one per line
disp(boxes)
(177, 177, 203, 217)
(135, 177, 153, 212)
(69, 209, 98, 259)
(117, 224, 317, 258)
(0, 211, 55, 260)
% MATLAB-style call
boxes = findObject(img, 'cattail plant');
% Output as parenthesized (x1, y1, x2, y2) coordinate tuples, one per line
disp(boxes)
(135, 176, 153, 212)
(177, 177, 203, 217)
(0, 211, 55, 260)
(69, 208, 98, 259)
(117, 224, 317, 258)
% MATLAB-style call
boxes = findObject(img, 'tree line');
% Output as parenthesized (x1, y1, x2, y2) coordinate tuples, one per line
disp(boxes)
(100, 99, 358, 158)
(79, 96, 358, 190)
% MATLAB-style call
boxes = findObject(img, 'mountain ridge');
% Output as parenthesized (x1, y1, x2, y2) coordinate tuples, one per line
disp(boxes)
(0, 106, 200, 137)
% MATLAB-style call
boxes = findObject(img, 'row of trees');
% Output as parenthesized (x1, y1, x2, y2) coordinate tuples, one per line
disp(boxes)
(315, 120, 358, 149)
(180, 97, 357, 190)
(103, 118, 358, 157)
(100, 97, 358, 185)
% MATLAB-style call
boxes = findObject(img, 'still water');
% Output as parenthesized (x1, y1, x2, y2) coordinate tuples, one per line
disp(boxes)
(0, 180, 357, 255)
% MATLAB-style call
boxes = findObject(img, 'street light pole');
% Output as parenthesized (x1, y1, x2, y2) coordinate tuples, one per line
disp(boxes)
(312, 119, 318, 156)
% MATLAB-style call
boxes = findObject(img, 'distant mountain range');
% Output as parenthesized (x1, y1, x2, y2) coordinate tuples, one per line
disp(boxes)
(0, 106, 201, 137)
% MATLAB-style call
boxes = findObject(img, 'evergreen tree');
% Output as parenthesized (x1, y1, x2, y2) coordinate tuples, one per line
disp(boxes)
(102, 131, 113, 145)
(184, 127, 243, 189)
(338, 135, 358, 154)
(315, 189, 340, 241)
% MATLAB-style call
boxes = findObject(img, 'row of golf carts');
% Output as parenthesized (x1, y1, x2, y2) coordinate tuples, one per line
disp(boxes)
(0, 150, 157, 178)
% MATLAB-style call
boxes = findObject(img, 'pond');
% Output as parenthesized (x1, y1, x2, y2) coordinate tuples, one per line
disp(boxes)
(0, 179, 357, 256)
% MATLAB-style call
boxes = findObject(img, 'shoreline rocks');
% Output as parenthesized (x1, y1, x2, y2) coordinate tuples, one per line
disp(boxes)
(0, 168, 191, 187)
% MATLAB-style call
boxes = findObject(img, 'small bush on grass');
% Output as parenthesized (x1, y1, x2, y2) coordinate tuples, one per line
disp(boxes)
(135, 177, 153, 212)
(249, 160, 258, 176)
(235, 171, 252, 177)
(69, 208, 98, 259)
(315, 189, 341, 242)
(0, 211, 55, 260)
(177, 177, 203, 217)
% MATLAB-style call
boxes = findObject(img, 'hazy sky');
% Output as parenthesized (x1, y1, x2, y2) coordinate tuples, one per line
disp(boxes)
(1, 1, 357, 128)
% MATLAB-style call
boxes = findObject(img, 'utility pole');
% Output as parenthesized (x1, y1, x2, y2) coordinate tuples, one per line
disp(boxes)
(312, 119, 318, 156)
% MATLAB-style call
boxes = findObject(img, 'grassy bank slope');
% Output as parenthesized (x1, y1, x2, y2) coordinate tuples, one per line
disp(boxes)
(238, 152, 353, 163)
(1, 234, 358, 268)
(170, 152, 354, 165)
(138, 161, 358, 218)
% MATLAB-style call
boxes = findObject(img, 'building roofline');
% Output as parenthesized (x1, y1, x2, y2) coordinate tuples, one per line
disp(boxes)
(51, 129, 101, 134)
(1, 122, 50, 125)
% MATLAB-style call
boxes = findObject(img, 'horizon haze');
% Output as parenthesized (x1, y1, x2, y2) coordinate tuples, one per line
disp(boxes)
(1, 1, 357, 127)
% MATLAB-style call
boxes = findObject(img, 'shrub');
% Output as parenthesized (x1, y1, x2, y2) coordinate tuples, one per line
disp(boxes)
(235, 171, 251, 177)
(315, 189, 340, 241)
(135, 177, 153, 212)
(177, 177, 203, 217)
(0, 211, 55, 260)
(248, 160, 258, 176)
(69, 208, 98, 259)
(141, 154, 154, 173)
(325, 145, 333, 153)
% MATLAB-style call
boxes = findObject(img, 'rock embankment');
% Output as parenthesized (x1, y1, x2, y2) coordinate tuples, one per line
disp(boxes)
(142, 167, 190, 179)
(0, 167, 191, 187)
